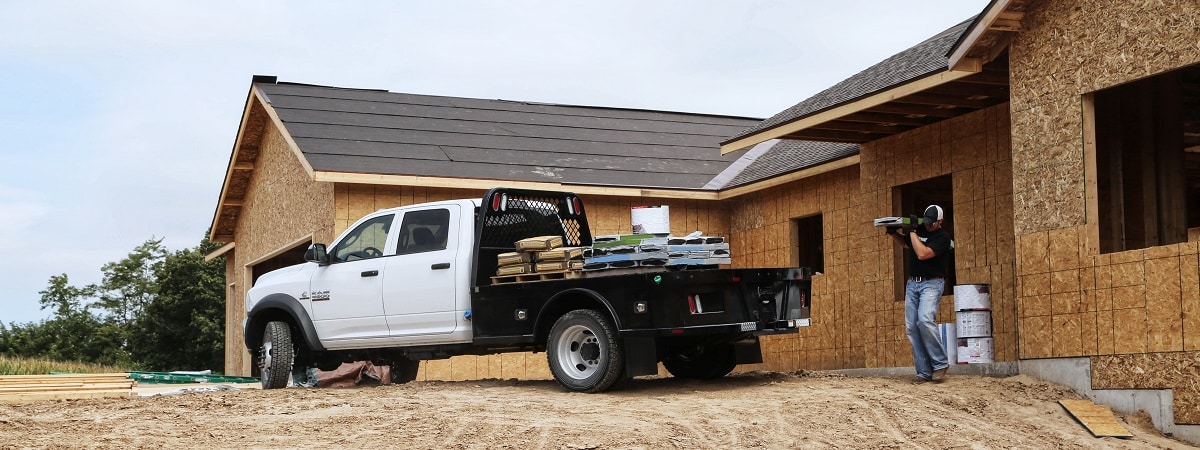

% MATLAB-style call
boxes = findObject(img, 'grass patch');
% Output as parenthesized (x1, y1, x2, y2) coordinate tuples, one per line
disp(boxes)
(0, 354, 128, 376)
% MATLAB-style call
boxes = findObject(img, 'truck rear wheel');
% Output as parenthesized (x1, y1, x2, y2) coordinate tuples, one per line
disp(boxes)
(259, 321, 295, 389)
(547, 309, 625, 393)
(662, 344, 736, 380)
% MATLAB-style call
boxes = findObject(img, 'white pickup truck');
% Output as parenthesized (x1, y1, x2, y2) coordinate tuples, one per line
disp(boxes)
(244, 188, 812, 392)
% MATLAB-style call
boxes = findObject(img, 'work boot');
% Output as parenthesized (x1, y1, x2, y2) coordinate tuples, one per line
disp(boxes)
(932, 367, 949, 382)
(911, 375, 931, 384)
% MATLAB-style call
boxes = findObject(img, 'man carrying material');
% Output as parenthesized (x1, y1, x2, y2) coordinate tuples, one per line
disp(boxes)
(887, 204, 953, 383)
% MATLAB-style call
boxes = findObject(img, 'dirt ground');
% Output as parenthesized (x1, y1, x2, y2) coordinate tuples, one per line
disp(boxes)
(1, 371, 1196, 449)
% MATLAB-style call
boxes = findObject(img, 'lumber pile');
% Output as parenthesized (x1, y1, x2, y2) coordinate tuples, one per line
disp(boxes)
(0, 373, 136, 401)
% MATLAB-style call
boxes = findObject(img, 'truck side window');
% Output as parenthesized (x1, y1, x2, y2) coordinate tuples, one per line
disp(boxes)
(397, 208, 450, 254)
(331, 214, 394, 262)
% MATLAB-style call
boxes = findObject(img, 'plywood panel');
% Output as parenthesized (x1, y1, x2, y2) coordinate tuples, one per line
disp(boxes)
(1053, 313, 1083, 357)
(1146, 257, 1184, 352)
(1019, 232, 1050, 275)
(1184, 254, 1200, 351)
(1021, 316, 1053, 358)
(1112, 308, 1148, 354)
(1058, 400, 1133, 438)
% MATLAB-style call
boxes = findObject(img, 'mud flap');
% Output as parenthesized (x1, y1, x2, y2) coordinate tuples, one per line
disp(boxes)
(623, 335, 659, 377)
(733, 336, 763, 364)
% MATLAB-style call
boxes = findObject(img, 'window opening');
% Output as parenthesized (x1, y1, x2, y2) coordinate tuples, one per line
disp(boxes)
(1090, 63, 1199, 253)
(794, 214, 824, 273)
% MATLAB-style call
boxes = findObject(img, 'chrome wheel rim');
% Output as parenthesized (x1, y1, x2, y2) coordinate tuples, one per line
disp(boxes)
(554, 324, 601, 380)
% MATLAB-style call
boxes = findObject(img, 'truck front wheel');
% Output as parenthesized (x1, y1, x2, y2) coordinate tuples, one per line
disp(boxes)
(259, 321, 295, 389)
(662, 343, 736, 380)
(547, 309, 625, 393)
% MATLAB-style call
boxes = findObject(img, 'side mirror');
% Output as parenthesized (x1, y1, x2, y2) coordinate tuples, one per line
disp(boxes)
(304, 243, 330, 265)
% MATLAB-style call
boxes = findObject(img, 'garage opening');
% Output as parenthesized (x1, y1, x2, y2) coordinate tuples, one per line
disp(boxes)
(1088, 63, 1200, 253)
(250, 238, 311, 286)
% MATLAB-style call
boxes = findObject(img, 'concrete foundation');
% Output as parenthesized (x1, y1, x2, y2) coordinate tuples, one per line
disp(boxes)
(833, 359, 1199, 445)
(1019, 358, 1200, 445)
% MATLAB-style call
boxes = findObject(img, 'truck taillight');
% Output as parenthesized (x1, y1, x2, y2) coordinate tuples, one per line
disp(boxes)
(491, 193, 508, 211)
(572, 197, 582, 215)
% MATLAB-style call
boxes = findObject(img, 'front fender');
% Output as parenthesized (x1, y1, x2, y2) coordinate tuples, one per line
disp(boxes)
(244, 293, 325, 352)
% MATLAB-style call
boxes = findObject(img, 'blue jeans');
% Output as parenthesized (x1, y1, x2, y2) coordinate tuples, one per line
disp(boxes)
(905, 278, 948, 379)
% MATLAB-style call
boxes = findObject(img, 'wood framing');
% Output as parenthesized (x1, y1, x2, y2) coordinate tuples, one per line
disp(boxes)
(1082, 93, 1099, 257)
(312, 171, 722, 201)
(719, 70, 978, 154)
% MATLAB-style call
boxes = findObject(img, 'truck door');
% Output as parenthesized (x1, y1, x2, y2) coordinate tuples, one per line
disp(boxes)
(309, 213, 396, 346)
(382, 205, 459, 341)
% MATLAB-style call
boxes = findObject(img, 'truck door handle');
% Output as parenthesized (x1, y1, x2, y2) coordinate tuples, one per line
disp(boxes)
(361, 270, 379, 277)
(431, 263, 451, 270)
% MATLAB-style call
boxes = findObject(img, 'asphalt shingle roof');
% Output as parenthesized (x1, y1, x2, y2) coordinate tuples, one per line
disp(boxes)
(258, 82, 762, 190)
(726, 17, 976, 143)
(715, 140, 859, 189)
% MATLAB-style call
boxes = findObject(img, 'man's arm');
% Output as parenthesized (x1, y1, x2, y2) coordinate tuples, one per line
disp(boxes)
(909, 232, 937, 260)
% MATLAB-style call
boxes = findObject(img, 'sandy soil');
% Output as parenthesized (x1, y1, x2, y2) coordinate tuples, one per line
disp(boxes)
(1, 372, 1195, 449)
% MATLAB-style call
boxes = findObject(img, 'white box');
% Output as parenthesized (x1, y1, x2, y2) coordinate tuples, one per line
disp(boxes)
(957, 337, 994, 364)
(631, 205, 669, 234)
(955, 310, 992, 338)
(953, 284, 991, 311)
(938, 323, 957, 365)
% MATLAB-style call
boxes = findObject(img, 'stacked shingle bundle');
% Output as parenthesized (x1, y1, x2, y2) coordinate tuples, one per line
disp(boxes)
(583, 234, 666, 270)
(583, 232, 731, 271)
(496, 235, 585, 276)
(665, 235, 730, 266)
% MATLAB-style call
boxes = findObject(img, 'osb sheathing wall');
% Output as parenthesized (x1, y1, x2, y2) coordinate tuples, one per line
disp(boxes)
(1008, 0, 1200, 423)
(333, 185, 730, 382)
(224, 125, 336, 376)
(730, 104, 1016, 373)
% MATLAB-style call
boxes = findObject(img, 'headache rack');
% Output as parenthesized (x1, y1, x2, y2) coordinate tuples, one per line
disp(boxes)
(472, 188, 593, 287)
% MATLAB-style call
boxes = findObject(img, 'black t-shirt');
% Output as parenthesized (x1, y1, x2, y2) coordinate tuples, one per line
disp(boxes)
(908, 227, 952, 278)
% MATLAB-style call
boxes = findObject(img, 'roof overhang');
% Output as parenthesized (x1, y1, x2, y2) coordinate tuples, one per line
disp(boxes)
(720, 68, 999, 153)
(208, 76, 312, 242)
(204, 242, 235, 262)
(313, 171, 724, 200)
(720, 2, 1025, 155)
(947, 0, 1029, 72)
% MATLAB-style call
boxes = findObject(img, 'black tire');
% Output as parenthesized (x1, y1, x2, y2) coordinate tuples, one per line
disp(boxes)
(390, 358, 420, 384)
(547, 309, 625, 393)
(259, 321, 295, 389)
(662, 344, 736, 380)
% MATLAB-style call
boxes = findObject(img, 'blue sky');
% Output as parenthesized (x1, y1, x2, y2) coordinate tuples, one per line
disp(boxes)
(0, 1, 988, 325)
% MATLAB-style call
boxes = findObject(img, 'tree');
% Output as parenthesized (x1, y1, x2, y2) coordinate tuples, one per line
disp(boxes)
(1, 236, 225, 371)
(127, 237, 226, 371)
(95, 239, 166, 327)
(0, 274, 129, 366)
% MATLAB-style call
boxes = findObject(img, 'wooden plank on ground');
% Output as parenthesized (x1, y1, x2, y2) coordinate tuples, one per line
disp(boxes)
(0, 373, 136, 402)
(1059, 399, 1134, 438)
(1, 390, 136, 401)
